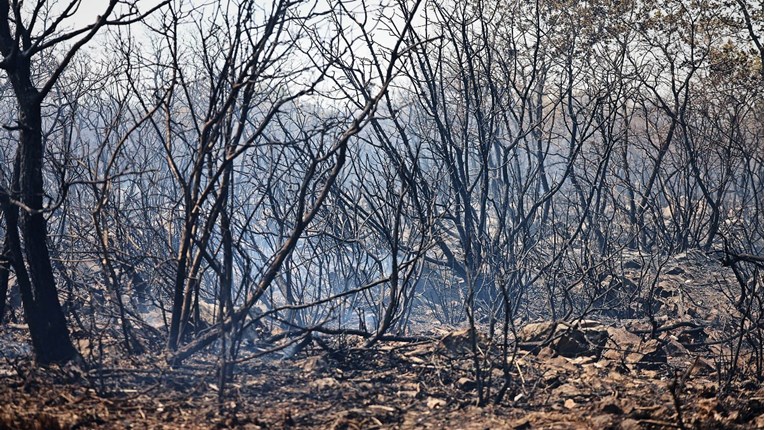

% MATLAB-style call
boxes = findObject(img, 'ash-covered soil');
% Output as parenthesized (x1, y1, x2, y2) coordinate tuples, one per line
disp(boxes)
(0, 337, 761, 429)
(0, 250, 762, 429)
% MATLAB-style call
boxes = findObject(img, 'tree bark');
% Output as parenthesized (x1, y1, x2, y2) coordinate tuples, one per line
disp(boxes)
(3, 60, 79, 365)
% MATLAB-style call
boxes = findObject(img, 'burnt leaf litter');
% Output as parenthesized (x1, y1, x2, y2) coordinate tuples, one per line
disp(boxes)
(0, 251, 762, 429)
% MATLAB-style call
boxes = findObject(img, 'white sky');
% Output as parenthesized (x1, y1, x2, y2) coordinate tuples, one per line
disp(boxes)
(58, 0, 166, 31)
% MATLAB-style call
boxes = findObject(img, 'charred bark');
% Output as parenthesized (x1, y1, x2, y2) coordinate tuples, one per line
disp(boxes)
(0, 44, 79, 365)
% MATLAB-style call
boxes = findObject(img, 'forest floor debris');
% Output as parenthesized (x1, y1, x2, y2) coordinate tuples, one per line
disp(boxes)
(0, 251, 762, 429)
(0, 325, 761, 429)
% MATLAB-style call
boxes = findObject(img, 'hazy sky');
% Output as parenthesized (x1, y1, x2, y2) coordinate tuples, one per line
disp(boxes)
(62, 0, 166, 30)
(62, 0, 417, 51)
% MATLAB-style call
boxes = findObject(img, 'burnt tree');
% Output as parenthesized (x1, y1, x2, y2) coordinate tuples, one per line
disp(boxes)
(0, 0, 166, 365)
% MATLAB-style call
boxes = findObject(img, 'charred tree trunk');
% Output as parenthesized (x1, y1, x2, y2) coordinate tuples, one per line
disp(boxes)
(0, 56, 79, 365)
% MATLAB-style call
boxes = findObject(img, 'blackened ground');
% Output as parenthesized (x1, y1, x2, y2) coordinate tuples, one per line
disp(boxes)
(0, 327, 761, 430)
